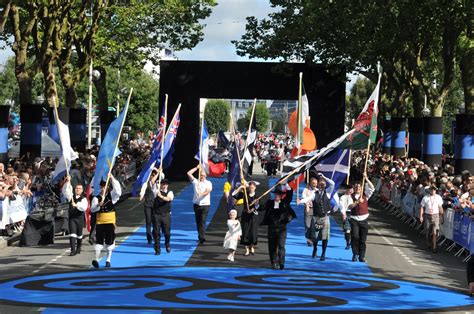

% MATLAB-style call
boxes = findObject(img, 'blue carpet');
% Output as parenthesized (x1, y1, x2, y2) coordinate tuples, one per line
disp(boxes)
(103, 178, 226, 267)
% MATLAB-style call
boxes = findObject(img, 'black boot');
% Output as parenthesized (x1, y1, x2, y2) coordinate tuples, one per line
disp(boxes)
(165, 235, 171, 253)
(69, 238, 77, 256)
(320, 240, 328, 261)
(344, 233, 351, 250)
(76, 238, 82, 254)
(312, 243, 318, 259)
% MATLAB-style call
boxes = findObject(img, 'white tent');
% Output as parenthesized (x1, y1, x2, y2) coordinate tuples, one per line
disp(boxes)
(8, 131, 62, 158)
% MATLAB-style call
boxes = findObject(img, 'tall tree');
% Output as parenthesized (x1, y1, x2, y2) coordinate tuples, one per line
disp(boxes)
(234, 1, 469, 117)
(204, 99, 230, 135)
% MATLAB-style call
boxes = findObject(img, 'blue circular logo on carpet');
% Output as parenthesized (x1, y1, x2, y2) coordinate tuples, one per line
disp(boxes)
(0, 267, 471, 311)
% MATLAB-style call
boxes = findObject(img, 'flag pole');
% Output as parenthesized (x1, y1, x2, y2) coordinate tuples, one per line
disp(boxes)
(102, 88, 133, 199)
(157, 94, 168, 187)
(296, 72, 303, 202)
(197, 105, 206, 182)
(346, 119, 355, 185)
(52, 97, 70, 178)
(230, 114, 251, 214)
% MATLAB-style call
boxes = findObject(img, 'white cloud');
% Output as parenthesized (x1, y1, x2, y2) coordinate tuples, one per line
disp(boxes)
(175, 0, 278, 62)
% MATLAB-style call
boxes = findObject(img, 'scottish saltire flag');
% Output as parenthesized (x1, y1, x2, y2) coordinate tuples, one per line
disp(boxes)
(93, 97, 130, 196)
(132, 116, 166, 197)
(314, 149, 350, 208)
(52, 110, 78, 183)
(194, 120, 209, 173)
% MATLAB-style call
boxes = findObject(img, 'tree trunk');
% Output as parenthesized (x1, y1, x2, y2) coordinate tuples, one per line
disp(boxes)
(10, 4, 33, 105)
(93, 66, 109, 111)
(411, 85, 423, 117)
(43, 59, 59, 107)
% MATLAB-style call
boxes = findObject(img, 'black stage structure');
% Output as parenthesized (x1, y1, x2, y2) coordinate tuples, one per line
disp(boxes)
(159, 61, 345, 180)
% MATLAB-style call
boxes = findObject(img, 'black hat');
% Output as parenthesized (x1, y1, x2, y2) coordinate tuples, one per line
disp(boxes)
(160, 178, 169, 185)
(100, 180, 106, 187)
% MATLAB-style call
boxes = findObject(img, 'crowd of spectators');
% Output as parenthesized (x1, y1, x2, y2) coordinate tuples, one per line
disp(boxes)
(363, 152, 474, 215)
(0, 136, 152, 238)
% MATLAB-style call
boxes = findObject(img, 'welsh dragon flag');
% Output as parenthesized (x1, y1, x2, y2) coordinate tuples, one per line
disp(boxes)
(342, 76, 380, 149)
(282, 73, 381, 181)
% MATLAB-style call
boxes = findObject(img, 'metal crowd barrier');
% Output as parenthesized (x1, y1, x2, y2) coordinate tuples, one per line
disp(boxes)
(371, 177, 474, 263)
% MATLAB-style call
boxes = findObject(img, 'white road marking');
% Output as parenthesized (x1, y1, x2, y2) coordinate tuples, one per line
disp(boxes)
(370, 225, 420, 267)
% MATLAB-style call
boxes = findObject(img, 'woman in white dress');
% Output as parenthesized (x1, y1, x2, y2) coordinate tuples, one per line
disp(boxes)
(223, 209, 241, 261)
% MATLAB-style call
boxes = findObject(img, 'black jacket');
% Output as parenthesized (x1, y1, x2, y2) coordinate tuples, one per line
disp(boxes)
(260, 199, 297, 227)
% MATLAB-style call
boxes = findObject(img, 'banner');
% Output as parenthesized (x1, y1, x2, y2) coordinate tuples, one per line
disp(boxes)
(453, 212, 462, 244)
(470, 221, 474, 254)
(440, 208, 454, 240)
(460, 215, 471, 249)
(8, 197, 28, 224)
(453, 212, 470, 248)
(402, 192, 416, 217)
(0, 200, 7, 229)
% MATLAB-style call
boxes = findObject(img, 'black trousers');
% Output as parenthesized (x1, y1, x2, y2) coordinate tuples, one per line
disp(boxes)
(350, 218, 369, 258)
(144, 205, 153, 241)
(95, 223, 115, 246)
(69, 215, 85, 239)
(268, 226, 287, 265)
(193, 204, 209, 242)
(152, 211, 171, 251)
(89, 212, 97, 242)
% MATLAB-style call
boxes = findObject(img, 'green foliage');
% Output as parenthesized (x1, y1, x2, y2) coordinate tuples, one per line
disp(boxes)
(0, 58, 18, 106)
(234, 1, 470, 116)
(272, 116, 285, 134)
(236, 117, 247, 132)
(94, 0, 216, 70)
(204, 99, 230, 134)
(245, 102, 270, 133)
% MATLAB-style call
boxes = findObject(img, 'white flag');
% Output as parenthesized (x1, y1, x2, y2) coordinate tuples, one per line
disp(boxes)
(52, 111, 78, 182)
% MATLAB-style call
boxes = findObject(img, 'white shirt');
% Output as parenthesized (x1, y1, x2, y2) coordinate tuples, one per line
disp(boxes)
(339, 194, 353, 217)
(299, 178, 335, 204)
(192, 178, 212, 206)
(151, 183, 174, 201)
(62, 181, 88, 212)
(302, 187, 316, 215)
(420, 194, 443, 215)
(90, 178, 122, 213)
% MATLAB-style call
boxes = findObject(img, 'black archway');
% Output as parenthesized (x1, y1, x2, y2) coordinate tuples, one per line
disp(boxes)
(159, 60, 345, 180)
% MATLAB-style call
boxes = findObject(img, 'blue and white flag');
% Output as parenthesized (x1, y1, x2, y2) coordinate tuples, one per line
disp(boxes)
(314, 148, 350, 209)
(194, 120, 209, 174)
(132, 108, 181, 198)
(52, 111, 78, 183)
(93, 92, 131, 196)
(132, 116, 165, 198)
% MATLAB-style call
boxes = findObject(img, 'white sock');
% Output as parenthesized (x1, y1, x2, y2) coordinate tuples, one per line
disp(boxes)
(94, 244, 103, 261)
(106, 243, 115, 263)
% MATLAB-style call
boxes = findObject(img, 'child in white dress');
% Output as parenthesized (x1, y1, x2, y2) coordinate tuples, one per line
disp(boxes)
(223, 209, 241, 262)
